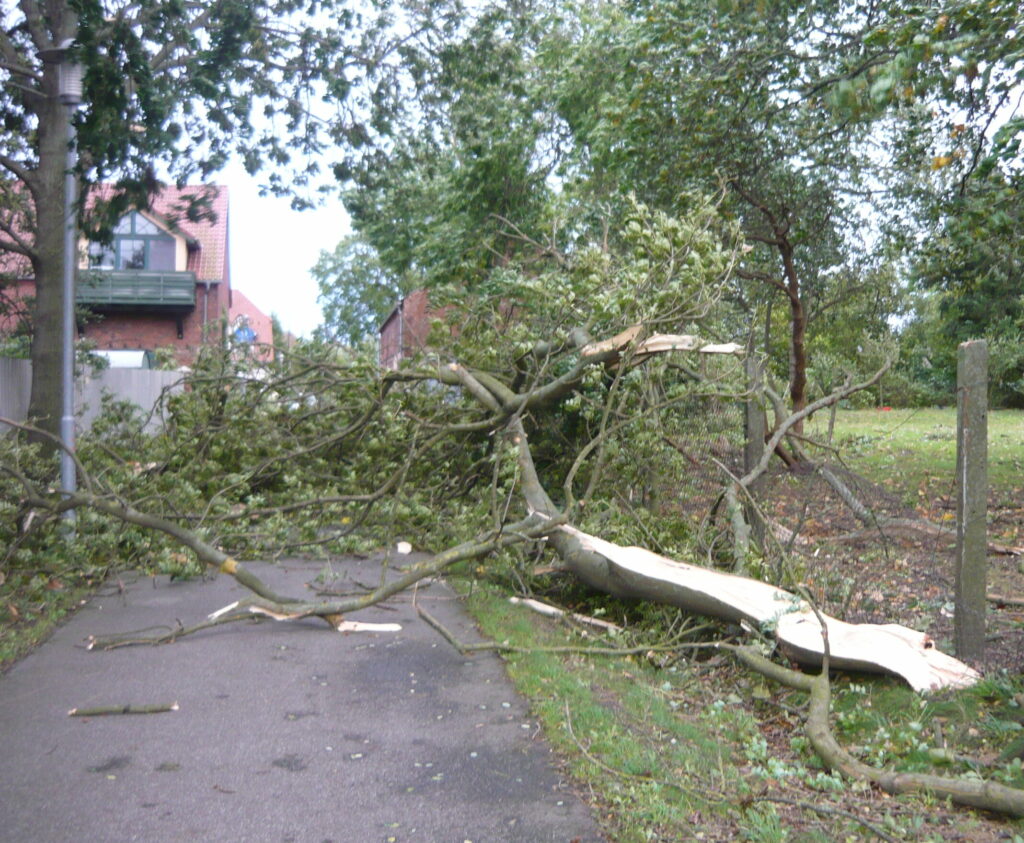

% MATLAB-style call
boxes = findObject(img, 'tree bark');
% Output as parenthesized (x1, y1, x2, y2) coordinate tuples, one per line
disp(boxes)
(779, 237, 808, 432)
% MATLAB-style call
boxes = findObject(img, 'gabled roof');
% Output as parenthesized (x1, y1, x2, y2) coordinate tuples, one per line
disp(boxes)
(94, 184, 229, 282)
(0, 183, 229, 283)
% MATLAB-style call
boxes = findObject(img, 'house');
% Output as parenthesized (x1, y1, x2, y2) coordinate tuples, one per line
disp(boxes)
(379, 288, 434, 369)
(379, 288, 517, 369)
(0, 184, 274, 366)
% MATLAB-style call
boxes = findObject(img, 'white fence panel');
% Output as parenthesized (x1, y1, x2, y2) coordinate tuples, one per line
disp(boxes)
(0, 358, 183, 433)
(0, 357, 31, 428)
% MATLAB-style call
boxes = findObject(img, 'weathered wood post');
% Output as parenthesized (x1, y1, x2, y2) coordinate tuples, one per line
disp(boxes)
(955, 340, 987, 662)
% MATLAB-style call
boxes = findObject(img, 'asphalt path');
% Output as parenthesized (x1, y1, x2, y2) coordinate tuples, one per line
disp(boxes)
(0, 555, 604, 842)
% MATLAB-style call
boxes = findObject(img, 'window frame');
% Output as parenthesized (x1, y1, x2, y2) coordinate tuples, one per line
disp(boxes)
(89, 212, 177, 272)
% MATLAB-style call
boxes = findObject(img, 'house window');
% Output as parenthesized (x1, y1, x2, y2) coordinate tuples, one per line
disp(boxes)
(89, 212, 176, 271)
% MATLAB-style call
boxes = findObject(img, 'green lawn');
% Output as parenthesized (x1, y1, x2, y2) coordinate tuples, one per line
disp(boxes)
(805, 407, 1024, 509)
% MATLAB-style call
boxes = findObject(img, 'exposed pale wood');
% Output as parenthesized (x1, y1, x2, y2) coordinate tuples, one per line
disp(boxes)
(559, 525, 979, 692)
(580, 326, 742, 360)
(509, 596, 624, 631)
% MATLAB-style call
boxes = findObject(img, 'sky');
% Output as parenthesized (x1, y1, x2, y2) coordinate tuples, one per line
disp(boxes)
(221, 160, 351, 338)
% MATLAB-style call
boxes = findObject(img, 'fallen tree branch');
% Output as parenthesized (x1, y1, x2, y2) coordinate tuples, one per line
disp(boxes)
(757, 795, 898, 843)
(68, 702, 179, 716)
(504, 414, 976, 691)
(508, 596, 624, 631)
(557, 524, 977, 691)
(728, 645, 1024, 817)
(417, 604, 694, 658)
(87, 512, 564, 648)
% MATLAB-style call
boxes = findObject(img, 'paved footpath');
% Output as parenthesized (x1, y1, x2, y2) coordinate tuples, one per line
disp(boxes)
(0, 555, 604, 842)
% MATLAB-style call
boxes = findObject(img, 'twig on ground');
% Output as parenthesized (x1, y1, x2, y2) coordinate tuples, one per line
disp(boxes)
(68, 702, 179, 716)
(416, 604, 701, 658)
(759, 794, 898, 843)
(508, 596, 624, 631)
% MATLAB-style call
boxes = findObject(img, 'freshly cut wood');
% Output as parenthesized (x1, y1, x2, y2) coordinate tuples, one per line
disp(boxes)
(580, 326, 743, 361)
(208, 600, 402, 633)
(558, 525, 979, 692)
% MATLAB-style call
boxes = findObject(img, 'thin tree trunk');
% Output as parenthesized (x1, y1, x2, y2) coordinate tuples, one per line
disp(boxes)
(779, 238, 807, 434)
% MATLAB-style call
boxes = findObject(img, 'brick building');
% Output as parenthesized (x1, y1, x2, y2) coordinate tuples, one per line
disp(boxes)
(379, 288, 433, 369)
(1, 184, 273, 366)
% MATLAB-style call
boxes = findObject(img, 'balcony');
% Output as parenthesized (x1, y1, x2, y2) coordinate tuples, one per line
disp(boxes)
(76, 270, 196, 311)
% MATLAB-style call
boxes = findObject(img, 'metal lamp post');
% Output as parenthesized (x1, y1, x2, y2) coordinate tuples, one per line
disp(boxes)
(38, 40, 83, 517)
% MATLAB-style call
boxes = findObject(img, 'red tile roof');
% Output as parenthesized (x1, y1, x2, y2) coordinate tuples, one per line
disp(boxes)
(0, 183, 229, 283)
(98, 183, 229, 283)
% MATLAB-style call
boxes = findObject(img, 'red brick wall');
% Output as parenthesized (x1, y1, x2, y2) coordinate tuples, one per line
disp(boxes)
(80, 282, 228, 366)
(379, 289, 445, 368)
(228, 290, 274, 362)
(0, 279, 34, 336)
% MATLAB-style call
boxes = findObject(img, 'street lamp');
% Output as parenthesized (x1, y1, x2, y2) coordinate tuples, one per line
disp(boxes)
(37, 39, 83, 517)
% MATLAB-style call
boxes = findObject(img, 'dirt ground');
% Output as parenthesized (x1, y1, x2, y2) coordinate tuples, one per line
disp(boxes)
(760, 465, 1024, 677)
(699, 465, 1024, 841)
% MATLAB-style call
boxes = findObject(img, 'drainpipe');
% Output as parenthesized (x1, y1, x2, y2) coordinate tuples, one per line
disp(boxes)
(398, 298, 404, 363)
(203, 279, 210, 334)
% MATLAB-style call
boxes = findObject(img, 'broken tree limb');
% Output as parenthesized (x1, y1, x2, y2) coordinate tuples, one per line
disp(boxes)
(580, 325, 743, 365)
(86, 511, 564, 648)
(508, 596, 624, 632)
(417, 604, 701, 658)
(558, 525, 978, 692)
(729, 646, 1024, 818)
(68, 702, 179, 716)
(506, 416, 976, 691)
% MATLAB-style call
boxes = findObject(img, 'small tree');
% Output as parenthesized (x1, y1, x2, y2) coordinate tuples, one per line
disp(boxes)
(0, 0, 398, 439)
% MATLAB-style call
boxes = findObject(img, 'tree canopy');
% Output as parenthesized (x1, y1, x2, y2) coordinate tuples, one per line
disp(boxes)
(0, 0, 404, 435)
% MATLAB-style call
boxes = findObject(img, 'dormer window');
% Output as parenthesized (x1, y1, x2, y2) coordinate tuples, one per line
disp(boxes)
(88, 211, 176, 271)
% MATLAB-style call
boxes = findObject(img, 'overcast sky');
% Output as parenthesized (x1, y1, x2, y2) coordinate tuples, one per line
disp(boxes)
(222, 160, 351, 338)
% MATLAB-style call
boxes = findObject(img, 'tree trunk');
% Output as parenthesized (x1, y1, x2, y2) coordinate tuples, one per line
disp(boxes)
(779, 238, 807, 434)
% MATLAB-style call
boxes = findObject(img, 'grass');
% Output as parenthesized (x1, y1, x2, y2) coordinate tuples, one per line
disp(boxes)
(459, 575, 1024, 839)
(3, 406, 1023, 836)
(0, 576, 94, 670)
(454, 408, 1024, 839)
(460, 581, 754, 840)
(805, 408, 1024, 506)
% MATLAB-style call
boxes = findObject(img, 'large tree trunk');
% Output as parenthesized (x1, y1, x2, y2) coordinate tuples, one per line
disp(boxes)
(556, 525, 977, 692)
(509, 417, 977, 693)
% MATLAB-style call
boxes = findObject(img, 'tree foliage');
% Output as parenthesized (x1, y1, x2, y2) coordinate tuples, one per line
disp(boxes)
(313, 235, 406, 347)
(0, 0, 401, 436)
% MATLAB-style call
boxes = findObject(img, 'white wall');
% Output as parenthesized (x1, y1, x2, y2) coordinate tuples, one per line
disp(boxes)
(0, 358, 183, 433)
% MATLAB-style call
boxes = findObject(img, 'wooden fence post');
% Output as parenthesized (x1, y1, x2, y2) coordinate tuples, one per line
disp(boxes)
(955, 340, 987, 662)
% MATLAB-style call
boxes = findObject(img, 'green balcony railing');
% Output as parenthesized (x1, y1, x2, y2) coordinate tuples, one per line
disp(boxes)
(76, 270, 197, 309)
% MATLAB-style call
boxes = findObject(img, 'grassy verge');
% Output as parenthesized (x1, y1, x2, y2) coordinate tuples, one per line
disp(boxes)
(460, 581, 1024, 840)
(0, 575, 95, 670)
(462, 581, 752, 840)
